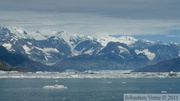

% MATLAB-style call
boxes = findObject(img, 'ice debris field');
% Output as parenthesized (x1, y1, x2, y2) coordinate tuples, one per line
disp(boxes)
(0, 70, 179, 79)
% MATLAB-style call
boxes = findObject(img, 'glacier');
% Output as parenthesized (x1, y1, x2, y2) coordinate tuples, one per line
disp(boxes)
(0, 70, 179, 79)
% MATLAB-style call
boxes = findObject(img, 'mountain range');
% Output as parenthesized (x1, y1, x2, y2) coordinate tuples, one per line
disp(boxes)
(0, 25, 180, 72)
(136, 57, 180, 72)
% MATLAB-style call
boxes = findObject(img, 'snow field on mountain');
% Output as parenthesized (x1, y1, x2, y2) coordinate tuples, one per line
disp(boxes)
(135, 49, 156, 60)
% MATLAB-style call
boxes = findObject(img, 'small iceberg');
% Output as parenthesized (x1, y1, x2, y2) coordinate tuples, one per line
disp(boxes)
(43, 84, 68, 89)
(55, 80, 59, 82)
(161, 91, 167, 93)
(122, 82, 126, 84)
(107, 81, 112, 84)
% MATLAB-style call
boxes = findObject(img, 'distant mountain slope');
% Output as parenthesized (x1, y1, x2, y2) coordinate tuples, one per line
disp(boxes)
(136, 58, 180, 72)
(0, 46, 29, 66)
(0, 46, 56, 72)
(54, 55, 124, 71)
(54, 54, 152, 71)
(0, 60, 14, 71)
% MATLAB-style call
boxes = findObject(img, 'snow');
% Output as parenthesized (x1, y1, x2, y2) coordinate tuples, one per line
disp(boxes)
(27, 42, 32, 45)
(97, 35, 118, 47)
(31, 32, 46, 40)
(13, 27, 24, 34)
(84, 48, 94, 55)
(118, 46, 129, 53)
(5, 26, 29, 38)
(54, 32, 82, 56)
(43, 48, 59, 53)
(4, 26, 17, 34)
(55, 32, 96, 56)
(36, 47, 59, 61)
(97, 35, 137, 47)
(72, 50, 80, 56)
(87, 35, 94, 40)
(23, 45, 31, 54)
(135, 49, 156, 60)
(27, 30, 49, 40)
(34, 47, 59, 54)
(2, 43, 12, 50)
(140, 39, 155, 44)
(39, 48, 60, 61)
(56, 32, 74, 49)
(118, 36, 138, 44)
(34, 47, 42, 51)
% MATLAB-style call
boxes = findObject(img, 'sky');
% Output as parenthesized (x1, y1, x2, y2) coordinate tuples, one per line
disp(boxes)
(1, 0, 180, 38)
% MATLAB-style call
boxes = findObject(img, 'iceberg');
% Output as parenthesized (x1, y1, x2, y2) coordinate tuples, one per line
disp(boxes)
(161, 91, 167, 93)
(43, 84, 68, 89)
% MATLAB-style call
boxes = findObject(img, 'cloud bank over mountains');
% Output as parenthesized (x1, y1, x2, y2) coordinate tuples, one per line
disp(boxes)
(1, 0, 180, 36)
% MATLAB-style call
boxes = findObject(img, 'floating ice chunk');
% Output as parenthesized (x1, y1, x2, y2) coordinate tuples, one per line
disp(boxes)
(43, 84, 68, 89)
(161, 91, 167, 93)
(107, 81, 112, 84)
(55, 80, 59, 82)
(122, 82, 126, 84)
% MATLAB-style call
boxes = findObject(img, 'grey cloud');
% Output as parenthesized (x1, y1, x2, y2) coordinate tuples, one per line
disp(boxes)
(1, 11, 180, 35)
(1, 0, 180, 35)
(167, 30, 180, 37)
(1, 0, 180, 20)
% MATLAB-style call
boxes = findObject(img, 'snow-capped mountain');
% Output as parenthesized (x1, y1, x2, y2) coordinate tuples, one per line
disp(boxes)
(97, 35, 137, 47)
(0, 25, 180, 71)
(0, 26, 103, 65)
(0, 45, 54, 72)
(0, 26, 139, 63)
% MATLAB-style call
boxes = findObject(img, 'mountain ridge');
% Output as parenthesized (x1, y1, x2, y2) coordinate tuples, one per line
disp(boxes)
(0, 45, 57, 72)
(136, 57, 180, 72)
(0, 25, 180, 71)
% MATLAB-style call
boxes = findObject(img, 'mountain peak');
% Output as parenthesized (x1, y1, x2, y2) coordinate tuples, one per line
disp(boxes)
(118, 35, 137, 41)
(0, 25, 29, 39)
(97, 35, 137, 47)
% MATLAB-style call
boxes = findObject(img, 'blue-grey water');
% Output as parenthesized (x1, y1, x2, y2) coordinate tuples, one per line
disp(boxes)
(0, 78, 180, 101)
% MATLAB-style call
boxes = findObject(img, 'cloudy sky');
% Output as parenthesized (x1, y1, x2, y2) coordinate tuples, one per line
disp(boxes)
(1, 0, 180, 36)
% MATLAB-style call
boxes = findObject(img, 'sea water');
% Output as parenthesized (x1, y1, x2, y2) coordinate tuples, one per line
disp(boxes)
(0, 78, 180, 101)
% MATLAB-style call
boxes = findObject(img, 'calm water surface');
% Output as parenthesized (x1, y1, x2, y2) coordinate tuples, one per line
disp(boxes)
(0, 78, 180, 101)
